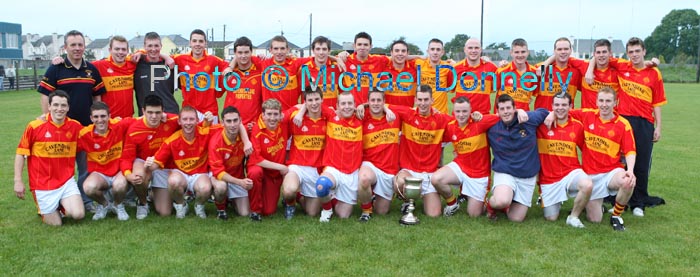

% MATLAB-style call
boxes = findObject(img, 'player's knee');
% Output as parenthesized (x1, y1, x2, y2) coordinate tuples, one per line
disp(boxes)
(579, 179, 593, 194)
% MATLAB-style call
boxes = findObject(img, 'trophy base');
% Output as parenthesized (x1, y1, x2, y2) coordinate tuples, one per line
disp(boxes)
(399, 214, 420, 225)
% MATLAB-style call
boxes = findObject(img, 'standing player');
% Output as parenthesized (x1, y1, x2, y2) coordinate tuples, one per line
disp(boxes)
(537, 93, 592, 228)
(495, 38, 538, 112)
(415, 39, 454, 113)
(392, 85, 453, 217)
(134, 32, 179, 115)
(453, 38, 498, 115)
(299, 36, 343, 108)
(222, 36, 263, 132)
(485, 94, 549, 222)
(431, 96, 500, 217)
(381, 39, 417, 107)
(91, 36, 138, 118)
(281, 89, 327, 219)
(79, 102, 133, 221)
(314, 92, 363, 222)
(533, 37, 582, 111)
(173, 29, 229, 122)
(356, 90, 401, 222)
(121, 95, 180, 219)
(339, 32, 389, 104)
(14, 91, 85, 226)
(38, 30, 106, 212)
(567, 87, 637, 231)
(209, 106, 254, 220)
(144, 107, 215, 219)
(248, 99, 289, 220)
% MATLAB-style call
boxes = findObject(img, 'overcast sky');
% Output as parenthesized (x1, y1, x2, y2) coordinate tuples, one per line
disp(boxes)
(4, 0, 698, 52)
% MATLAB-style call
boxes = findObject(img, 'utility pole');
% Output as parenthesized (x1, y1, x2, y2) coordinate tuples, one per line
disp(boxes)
(223, 24, 226, 43)
(696, 23, 699, 83)
(309, 13, 313, 56)
(480, 0, 484, 45)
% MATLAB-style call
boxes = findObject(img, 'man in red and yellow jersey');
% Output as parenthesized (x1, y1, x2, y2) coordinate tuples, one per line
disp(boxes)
(91, 36, 137, 118)
(14, 91, 85, 226)
(121, 95, 180, 219)
(356, 90, 401, 222)
(282, 90, 327, 219)
(299, 36, 343, 108)
(78, 102, 134, 221)
(145, 106, 215, 219)
(431, 96, 499, 217)
(454, 38, 498, 114)
(392, 85, 453, 217)
(173, 29, 229, 122)
(247, 99, 290, 220)
(534, 38, 582, 111)
(603, 37, 666, 217)
(381, 39, 417, 107)
(339, 32, 389, 105)
(415, 38, 455, 114)
(568, 87, 636, 231)
(536, 93, 592, 228)
(222, 36, 262, 132)
(314, 92, 363, 222)
(495, 38, 538, 112)
(570, 39, 621, 109)
(208, 106, 254, 220)
(257, 36, 312, 111)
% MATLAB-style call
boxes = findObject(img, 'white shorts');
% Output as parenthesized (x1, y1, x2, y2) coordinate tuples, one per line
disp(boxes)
(95, 172, 119, 187)
(227, 182, 249, 199)
(399, 169, 436, 196)
(445, 162, 489, 202)
(196, 110, 219, 124)
(291, 165, 321, 198)
(362, 161, 395, 201)
(33, 177, 81, 215)
(172, 169, 208, 193)
(590, 168, 624, 200)
(539, 169, 588, 207)
(135, 158, 170, 189)
(492, 172, 537, 207)
(323, 166, 359, 205)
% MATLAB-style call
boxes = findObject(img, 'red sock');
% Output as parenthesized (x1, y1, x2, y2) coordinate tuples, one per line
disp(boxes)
(446, 195, 457, 206)
(285, 199, 296, 206)
(296, 192, 303, 203)
(331, 198, 338, 207)
(361, 202, 373, 214)
(612, 202, 625, 217)
(215, 200, 227, 211)
(322, 201, 333, 211)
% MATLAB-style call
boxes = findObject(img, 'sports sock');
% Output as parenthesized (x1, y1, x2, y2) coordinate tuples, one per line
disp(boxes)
(446, 195, 457, 206)
(361, 202, 373, 214)
(215, 199, 226, 211)
(322, 201, 333, 211)
(612, 202, 625, 217)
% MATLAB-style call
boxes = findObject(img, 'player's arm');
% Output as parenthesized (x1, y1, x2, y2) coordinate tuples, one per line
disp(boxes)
(40, 94, 49, 114)
(653, 106, 662, 142)
(13, 154, 26, 200)
(239, 122, 253, 156)
(256, 159, 289, 175)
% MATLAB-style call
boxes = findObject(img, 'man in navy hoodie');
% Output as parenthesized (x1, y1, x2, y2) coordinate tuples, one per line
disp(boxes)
(485, 94, 548, 222)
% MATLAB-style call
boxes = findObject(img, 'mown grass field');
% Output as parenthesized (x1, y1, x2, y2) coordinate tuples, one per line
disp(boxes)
(1, 84, 698, 275)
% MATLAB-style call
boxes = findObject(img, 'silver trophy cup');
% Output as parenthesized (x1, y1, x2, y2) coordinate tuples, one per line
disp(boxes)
(399, 177, 422, 225)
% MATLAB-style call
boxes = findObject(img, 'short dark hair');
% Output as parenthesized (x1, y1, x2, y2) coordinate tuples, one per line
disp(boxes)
(190, 29, 207, 42)
(48, 90, 70, 104)
(553, 37, 571, 49)
(109, 35, 128, 49)
(418, 84, 433, 94)
(270, 35, 288, 49)
(511, 38, 528, 48)
(553, 92, 572, 105)
(64, 30, 84, 45)
(180, 105, 197, 117)
(221, 106, 241, 119)
(303, 88, 323, 100)
(497, 94, 515, 107)
(312, 36, 331, 50)
(144, 32, 161, 43)
(453, 96, 471, 105)
(428, 38, 443, 47)
(367, 90, 385, 100)
(594, 39, 611, 51)
(234, 36, 253, 52)
(626, 37, 645, 51)
(90, 101, 110, 114)
(354, 32, 372, 45)
(144, 94, 163, 109)
(390, 40, 409, 52)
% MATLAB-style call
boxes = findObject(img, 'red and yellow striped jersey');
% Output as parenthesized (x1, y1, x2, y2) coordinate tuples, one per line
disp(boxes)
(392, 105, 452, 172)
(342, 53, 390, 105)
(609, 59, 667, 123)
(208, 128, 246, 180)
(322, 107, 363, 174)
(153, 126, 211, 174)
(299, 59, 342, 109)
(534, 63, 582, 111)
(16, 114, 83, 190)
(415, 58, 455, 113)
(495, 61, 538, 112)
(121, 114, 180, 175)
(257, 56, 311, 111)
(223, 64, 262, 126)
(173, 51, 229, 115)
(361, 109, 402, 174)
(78, 118, 134, 176)
(454, 59, 498, 114)
(249, 117, 289, 177)
(567, 58, 622, 109)
(92, 56, 137, 118)
(570, 109, 636, 174)
(536, 117, 585, 184)
(286, 107, 326, 167)
(380, 60, 417, 107)
(444, 114, 499, 178)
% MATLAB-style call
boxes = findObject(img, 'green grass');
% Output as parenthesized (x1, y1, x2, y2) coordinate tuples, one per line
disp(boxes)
(1, 84, 699, 275)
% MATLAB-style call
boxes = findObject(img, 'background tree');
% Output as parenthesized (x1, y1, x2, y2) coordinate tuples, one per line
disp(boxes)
(485, 42, 509, 50)
(644, 9, 699, 64)
(84, 49, 96, 61)
(383, 36, 423, 55)
(444, 34, 470, 60)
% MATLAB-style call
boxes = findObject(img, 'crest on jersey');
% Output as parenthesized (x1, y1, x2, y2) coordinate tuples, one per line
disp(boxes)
(547, 130, 554, 137)
(107, 68, 114, 74)
(45, 131, 52, 138)
(301, 126, 308, 132)
(334, 116, 340, 121)
(624, 72, 630, 77)
(608, 130, 615, 137)
(589, 124, 595, 130)
(519, 129, 527, 137)
(350, 64, 356, 70)
(85, 70, 92, 78)
(367, 123, 374, 130)
(184, 65, 191, 71)
(178, 150, 185, 157)
(452, 135, 457, 141)
(264, 138, 270, 144)
(94, 143, 101, 149)
(147, 135, 153, 140)
(414, 119, 419, 125)
(225, 153, 230, 160)
(66, 132, 73, 139)
(569, 132, 576, 139)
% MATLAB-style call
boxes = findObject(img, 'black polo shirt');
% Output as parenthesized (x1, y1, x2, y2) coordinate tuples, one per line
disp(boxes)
(38, 59, 106, 126)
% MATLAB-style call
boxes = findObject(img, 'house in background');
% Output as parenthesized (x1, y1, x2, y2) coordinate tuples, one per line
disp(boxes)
(86, 37, 111, 60)
(165, 34, 189, 55)
(300, 40, 344, 57)
(254, 38, 303, 58)
(572, 38, 625, 59)
(1, 22, 23, 67)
